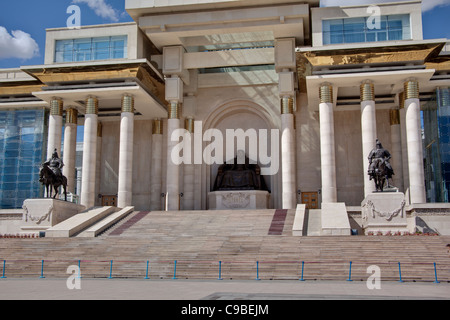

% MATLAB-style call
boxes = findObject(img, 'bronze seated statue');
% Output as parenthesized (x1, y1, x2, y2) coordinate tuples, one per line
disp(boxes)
(213, 155, 269, 192)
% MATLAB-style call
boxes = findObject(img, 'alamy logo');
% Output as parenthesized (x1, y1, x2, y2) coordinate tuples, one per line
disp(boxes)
(170, 121, 280, 176)
(366, 265, 381, 290)
(367, 5, 381, 30)
(66, 265, 81, 290)
(67, 5, 81, 29)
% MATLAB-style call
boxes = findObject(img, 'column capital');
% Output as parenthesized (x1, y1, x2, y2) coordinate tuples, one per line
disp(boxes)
(185, 117, 194, 133)
(281, 96, 294, 114)
(85, 96, 99, 115)
(121, 94, 135, 113)
(399, 91, 405, 109)
(404, 80, 419, 100)
(65, 108, 78, 125)
(319, 84, 333, 104)
(153, 118, 163, 135)
(50, 98, 63, 116)
(168, 101, 181, 119)
(360, 81, 375, 102)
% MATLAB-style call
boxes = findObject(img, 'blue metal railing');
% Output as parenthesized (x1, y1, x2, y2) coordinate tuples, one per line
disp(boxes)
(0, 259, 448, 282)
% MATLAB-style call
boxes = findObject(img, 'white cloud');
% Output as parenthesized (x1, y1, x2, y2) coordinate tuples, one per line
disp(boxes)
(0, 27, 39, 60)
(73, 0, 120, 22)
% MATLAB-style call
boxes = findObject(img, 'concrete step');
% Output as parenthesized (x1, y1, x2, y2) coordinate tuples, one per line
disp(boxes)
(76, 207, 135, 238)
(1, 208, 449, 281)
(45, 206, 117, 238)
(306, 209, 322, 236)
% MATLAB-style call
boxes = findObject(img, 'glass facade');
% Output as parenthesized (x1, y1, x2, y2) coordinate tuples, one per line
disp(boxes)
(423, 87, 450, 203)
(0, 109, 47, 209)
(55, 36, 128, 63)
(323, 14, 411, 45)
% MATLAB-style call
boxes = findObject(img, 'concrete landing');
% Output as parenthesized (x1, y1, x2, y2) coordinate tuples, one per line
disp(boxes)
(77, 206, 135, 237)
(45, 206, 117, 238)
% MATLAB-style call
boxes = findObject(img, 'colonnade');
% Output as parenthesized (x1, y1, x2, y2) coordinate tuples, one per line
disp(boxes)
(318, 79, 426, 205)
(46, 94, 137, 209)
(46, 51, 428, 211)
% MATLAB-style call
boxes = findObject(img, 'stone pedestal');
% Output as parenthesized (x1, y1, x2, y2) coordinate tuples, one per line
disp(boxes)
(361, 192, 408, 234)
(21, 199, 85, 234)
(208, 191, 270, 210)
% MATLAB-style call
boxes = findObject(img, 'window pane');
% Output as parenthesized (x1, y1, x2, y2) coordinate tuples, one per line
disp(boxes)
(343, 18, 365, 32)
(112, 49, 125, 59)
(93, 37, 110, 49)
(94, 51, 110, 60)
(55, 36, 127, 62)
(322, 14, 410, 45)
(366, 32, 376, 42)
(345, 32, 365, 43)
(389, 30, 402, 40)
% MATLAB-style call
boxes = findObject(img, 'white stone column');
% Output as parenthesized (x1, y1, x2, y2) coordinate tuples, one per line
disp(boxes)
(63, 108, 78, 194)
(319, 84, 337, 203)
(399, 92, 410, 192)
(281, 96, 297, 209)
(47, 98, 63, 160)
(389, 108, 404, 191)
(95, 122, 102, 206)
(150, 119, 163, 210)
(360, 81, 377, 197)
(404, 80, 426, 204)
(80, 97, 99, 209)
(117, 94, 134, 208)
(183, 117, 195, 210)
(166, 101, 181, 211)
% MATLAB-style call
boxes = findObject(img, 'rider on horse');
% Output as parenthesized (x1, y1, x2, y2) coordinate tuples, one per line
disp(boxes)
(368, 139, 394, 181)
(43, 148, 64, 184)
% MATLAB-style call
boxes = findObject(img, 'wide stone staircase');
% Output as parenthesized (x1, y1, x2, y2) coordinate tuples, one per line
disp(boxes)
(0, 209, 449, 282)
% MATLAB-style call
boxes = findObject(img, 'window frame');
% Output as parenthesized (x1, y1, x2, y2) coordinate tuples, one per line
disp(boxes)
(54, 35, 128, 63)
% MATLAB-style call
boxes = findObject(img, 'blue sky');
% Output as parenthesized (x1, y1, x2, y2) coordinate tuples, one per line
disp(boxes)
(0, 0, 449, 69)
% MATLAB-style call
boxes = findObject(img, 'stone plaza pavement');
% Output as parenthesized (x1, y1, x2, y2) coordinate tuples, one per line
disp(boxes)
(1, 278, 449, 300)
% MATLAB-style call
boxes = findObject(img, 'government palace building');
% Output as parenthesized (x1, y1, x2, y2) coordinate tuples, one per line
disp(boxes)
(1, 0, 450, 236)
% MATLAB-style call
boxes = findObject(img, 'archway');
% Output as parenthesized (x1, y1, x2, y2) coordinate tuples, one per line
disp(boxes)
(201, 99, 281, 209)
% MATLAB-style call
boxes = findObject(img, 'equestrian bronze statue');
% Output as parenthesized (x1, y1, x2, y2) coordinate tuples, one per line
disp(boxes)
(368, 139, 394, 192)
(39, 148, 68, 201)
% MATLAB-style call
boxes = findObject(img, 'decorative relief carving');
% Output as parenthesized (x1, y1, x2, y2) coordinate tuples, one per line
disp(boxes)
(23, 203, 53, 225)
(222, 192, 250, 209)
(363, 200, 405, 221)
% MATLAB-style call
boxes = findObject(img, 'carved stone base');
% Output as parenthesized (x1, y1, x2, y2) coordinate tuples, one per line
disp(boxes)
(21, 199, 85, 234)
(361, 192, 408, 234)
(208, 191, 270, 210)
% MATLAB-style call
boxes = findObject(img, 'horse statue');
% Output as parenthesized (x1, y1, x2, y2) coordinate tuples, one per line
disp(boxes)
(368, 139, 394, 192)
(370, 157, 388, 192)
(39, 149, 68, 201)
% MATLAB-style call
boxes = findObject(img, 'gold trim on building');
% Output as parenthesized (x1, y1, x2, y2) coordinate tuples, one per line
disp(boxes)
(0, 84, 43, 96)
(360, 81, 375, 102)
(85, 96, 99, 115)
(97, 122, 103, 137)
(390, 109, 400, 126)
(300, 42, 444, 68)
(152, 118, 163, 135)
(50, 98, 63, 116)
(404, 80, 419, 100)
(168, 101, 180, 119)
(281, 97, 294, 115)
(65, 108, 78, 124)
(185, 117, 195, 133)
(121, 94, 135, 113)
(319, 84, 333, 104)
(399, 92, 405, 109)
